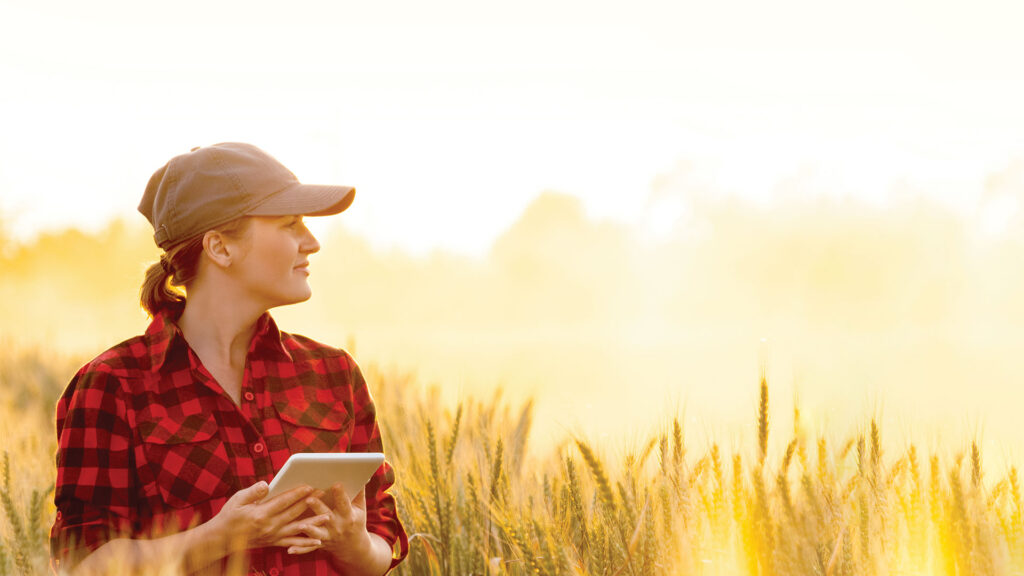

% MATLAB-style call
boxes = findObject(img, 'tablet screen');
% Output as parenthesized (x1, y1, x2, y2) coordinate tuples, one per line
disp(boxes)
(267, 452, 385, 499)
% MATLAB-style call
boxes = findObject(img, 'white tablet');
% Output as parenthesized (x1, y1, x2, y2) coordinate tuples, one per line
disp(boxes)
(267, 452, 385, 499)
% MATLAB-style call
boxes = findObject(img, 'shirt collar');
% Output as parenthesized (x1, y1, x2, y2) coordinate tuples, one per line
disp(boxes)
(146, 305, 294, 372)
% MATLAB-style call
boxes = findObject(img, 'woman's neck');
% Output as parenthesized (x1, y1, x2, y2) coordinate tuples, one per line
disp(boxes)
(177, 289, 265, 371)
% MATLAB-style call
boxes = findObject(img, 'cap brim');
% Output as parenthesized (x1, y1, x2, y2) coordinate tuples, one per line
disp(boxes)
(246, 183, 355, 217)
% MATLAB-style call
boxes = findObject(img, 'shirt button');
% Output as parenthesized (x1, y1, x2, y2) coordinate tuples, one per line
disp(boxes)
(253, 443, 265, 454)
(269, 569, 280, 576)
(244, 391, 255, 401)
(56, 511, 62, 520)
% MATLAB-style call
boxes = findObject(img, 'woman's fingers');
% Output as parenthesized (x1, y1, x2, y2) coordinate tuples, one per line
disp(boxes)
(329, 482, 353, 517)
(233, 481, 270, 506)
(247, 486, 329, 547)
(274, 515, 329, 537)
(272, 536, 322, 548)
(301, 513, 331, 527)
(276, 515, 332, 540)
(273, 496, 320, 526)
(297, 523, 331, 541)
(305, 495, 333, 517)
(261, 485, 315, 516)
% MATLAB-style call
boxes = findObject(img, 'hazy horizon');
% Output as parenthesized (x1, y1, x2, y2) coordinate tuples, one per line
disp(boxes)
(4, 164, 1024, 469)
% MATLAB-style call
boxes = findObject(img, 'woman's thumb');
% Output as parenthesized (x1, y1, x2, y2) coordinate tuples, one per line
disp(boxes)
(238, 481, 269, 504)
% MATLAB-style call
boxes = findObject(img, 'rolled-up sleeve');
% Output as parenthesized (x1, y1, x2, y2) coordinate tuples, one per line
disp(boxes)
(50, 366, 136, 572)
(344, 356, 409, 570)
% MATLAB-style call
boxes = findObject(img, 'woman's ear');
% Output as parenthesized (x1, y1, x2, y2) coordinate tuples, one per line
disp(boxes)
(202, 230, 234, 269)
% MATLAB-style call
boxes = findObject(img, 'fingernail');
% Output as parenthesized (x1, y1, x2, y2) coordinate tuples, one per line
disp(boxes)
(288, 547, 296, 555)
(313, 539, 322, 546)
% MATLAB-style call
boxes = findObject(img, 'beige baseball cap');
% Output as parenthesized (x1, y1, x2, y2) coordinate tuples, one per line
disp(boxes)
(139, 142, 355, 249)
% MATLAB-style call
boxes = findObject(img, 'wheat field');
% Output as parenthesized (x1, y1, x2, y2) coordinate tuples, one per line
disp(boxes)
(1, 344, 1022, 576)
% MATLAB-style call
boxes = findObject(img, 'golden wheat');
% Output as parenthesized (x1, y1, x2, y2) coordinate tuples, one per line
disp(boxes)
(7, 345, 1024, 574)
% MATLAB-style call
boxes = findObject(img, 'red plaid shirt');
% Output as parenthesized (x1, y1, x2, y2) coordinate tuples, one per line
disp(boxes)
(50, 306, 408, 575)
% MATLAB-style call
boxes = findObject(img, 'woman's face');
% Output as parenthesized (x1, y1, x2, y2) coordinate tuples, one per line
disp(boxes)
(228, 215, 321, 309)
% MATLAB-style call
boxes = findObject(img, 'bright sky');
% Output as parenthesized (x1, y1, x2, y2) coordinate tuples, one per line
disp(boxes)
(1, 0, 1023, 256)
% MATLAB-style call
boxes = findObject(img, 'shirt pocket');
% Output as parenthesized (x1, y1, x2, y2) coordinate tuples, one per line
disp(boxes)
(271, 396, 352, 454)
(138, 411, 234, 509)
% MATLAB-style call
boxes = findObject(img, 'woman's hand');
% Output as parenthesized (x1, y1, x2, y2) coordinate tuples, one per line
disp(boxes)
(291, 483, 394, 576)
(290, 484, 370, 557)
(72, 482, 334, 576)
(205, 481, 331, 553)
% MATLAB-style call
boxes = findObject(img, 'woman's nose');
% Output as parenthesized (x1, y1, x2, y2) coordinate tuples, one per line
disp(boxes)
(301, 227, 321, 254)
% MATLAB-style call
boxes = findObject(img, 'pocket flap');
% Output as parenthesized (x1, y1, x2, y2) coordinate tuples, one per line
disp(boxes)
(138, 411, 219, 444)
(272, 397, 350, 430)
(270, 371, 351, 430)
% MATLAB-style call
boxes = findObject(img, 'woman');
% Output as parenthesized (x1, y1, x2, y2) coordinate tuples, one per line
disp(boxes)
(49, 143, 408, 575)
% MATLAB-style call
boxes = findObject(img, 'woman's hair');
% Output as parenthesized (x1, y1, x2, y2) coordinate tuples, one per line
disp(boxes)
(139, 217, 252, 317)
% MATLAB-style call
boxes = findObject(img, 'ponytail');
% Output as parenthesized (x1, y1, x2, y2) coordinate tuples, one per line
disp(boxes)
(139, 217, 253, 318)
(140, 236, 202, 317)
(140, 260, 182, 318)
